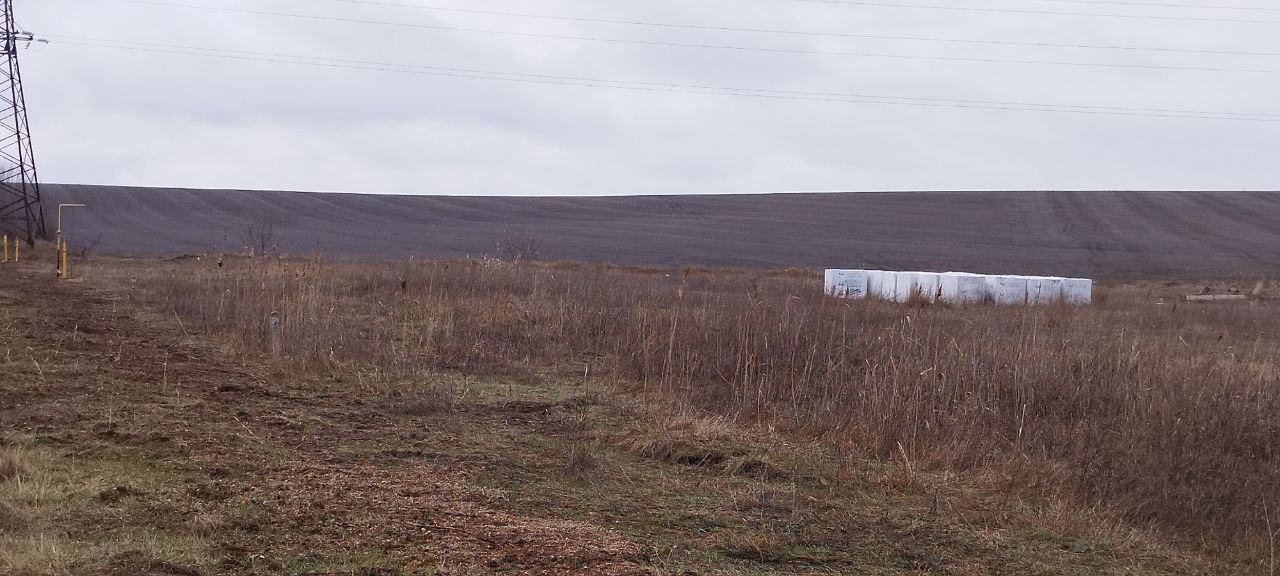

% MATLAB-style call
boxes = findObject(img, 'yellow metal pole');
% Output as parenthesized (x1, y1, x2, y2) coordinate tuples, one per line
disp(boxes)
(1, 234, 8, 262)
(54, 203, 87, 276)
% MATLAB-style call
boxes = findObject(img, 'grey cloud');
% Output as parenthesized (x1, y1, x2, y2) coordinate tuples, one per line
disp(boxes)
(19, 0, 1280, 195)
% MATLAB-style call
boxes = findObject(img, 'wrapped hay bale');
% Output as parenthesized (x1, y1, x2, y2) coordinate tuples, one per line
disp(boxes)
(1062, 278, 1093, 305)
(1026, 276, 1066, 305)
(939, 272, 988, 303)
(987, 275, 1029, 305)
(910, 272, 942, 303)
(823, 269, 870, 299)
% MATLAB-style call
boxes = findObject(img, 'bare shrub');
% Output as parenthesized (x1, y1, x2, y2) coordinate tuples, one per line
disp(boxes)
(496, 230, 544, 262)
(237, 218, 276, 257)
(70, 234, 102, 258)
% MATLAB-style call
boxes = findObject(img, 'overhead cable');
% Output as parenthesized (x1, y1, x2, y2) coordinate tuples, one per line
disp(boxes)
(1028, 0, 1280, 12)
(100, 0, 1280, 75)
(784, 0, 1280, 24)
(304, 0, 1280, 58)
(45, 35, 1280, 122)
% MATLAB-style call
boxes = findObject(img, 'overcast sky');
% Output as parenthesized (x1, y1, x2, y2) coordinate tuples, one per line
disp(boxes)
(19, 0, 1280, 195)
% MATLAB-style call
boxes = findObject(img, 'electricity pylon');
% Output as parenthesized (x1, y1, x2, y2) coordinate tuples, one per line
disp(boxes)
(0, 0, 43, 245)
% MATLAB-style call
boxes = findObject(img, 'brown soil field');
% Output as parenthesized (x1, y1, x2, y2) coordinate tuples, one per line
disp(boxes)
(39, 185, 1280, 279)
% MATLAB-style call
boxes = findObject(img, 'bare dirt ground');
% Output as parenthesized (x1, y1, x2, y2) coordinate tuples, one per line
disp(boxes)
(0, 262, 1243, 574)
(43, 184, 1280, 279)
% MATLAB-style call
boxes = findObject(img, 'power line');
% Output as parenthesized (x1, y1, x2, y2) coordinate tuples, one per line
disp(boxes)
(784, 0, 1280, 24)
(307, 0, 1280, 58)
(1028, 0, 1280, 12)
(99, 0, 1280, 75)
(44, 35, 1280, 122)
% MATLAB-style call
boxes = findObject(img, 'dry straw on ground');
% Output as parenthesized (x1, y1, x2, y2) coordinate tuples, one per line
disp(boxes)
(92, 256, 1280, 555)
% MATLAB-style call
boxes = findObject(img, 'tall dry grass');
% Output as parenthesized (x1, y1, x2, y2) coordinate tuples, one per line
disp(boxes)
(92, 256, 1279, 550)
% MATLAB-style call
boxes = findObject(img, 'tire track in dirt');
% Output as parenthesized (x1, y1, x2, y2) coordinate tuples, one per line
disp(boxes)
(1110, 191, 1262, 274)
(1118, 192, 1215, 238)
(1182, 193, 1280, 269)
(1046, 191, 1136, 273)
(1188, 193, 1280, 236)
(1113, 192, 1232, 249)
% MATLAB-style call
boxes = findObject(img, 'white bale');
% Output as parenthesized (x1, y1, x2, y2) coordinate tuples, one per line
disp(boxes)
(866, 270, 893, 301)
(1025, 276, 1065, 305)
(911, 272, 941, 303)
(1062, 278, 1093, 305)
(939, 272, 988, 303)
(823, 269, 843, 296)
(987, 275, 1029, 305)
(871, 271, 896, 301)
(892, 272, 916, 303)
(824, 269, 870, 299)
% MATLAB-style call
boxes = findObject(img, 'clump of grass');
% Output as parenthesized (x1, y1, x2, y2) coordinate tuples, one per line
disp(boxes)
(374, 378, 466, 416)
(186, 512, 227, 538)
(564, 440, 598, 479)
(723, 455, 784, 481)
(0, 446, 43, 540)
(613, 432, 728, 468)
(716, 529, 800, 564)
(732, 486, 796, 518)
(376, 388, 448, 417)
(0, 447, 30, 482)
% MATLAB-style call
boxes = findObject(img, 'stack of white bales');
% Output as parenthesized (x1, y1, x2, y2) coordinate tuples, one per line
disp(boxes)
(832, 270, 937, 303)
(824, 269, 1091, 305)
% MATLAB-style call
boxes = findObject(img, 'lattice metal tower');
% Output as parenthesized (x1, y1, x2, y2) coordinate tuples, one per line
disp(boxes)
(0, 0, 43, 245)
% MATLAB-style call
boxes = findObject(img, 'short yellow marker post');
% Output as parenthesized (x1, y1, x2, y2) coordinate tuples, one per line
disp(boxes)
(55, 203, 86, 278)
(58, 240, 68, 279)
(1, 234, 8, 262)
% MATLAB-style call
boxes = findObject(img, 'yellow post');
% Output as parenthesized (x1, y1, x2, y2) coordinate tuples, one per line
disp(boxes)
(59, 241, 68, 279)
(1, 234, 7, 262)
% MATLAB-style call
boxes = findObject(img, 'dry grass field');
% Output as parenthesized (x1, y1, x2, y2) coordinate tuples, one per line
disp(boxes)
(2, 250, 1277, 574)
